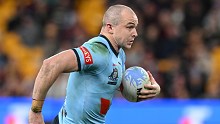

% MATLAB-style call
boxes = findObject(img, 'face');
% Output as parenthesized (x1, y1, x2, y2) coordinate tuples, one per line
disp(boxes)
(111, 9, 138, 49)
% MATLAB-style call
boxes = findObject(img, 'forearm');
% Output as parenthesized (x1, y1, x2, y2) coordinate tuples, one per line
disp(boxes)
(31, 59, 61, 112)
(33, 60, 60, 99)
(30, 50, 78, 113)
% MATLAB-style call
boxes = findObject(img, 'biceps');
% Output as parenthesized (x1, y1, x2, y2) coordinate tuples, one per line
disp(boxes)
(48, 49, 78, 73)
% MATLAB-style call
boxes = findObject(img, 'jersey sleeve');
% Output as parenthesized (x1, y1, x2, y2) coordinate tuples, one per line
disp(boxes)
(72, 42, 110, 74)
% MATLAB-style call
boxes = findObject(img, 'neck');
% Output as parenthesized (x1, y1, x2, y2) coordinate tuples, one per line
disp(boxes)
(100, 31, 119, 53)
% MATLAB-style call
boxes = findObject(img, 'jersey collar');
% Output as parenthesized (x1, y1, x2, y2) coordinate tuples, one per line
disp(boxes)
(99, 34, 119, 56)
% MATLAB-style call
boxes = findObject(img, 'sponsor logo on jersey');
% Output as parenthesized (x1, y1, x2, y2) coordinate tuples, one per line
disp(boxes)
(108, 68, 118, 85)
(80, 46, 93, 64)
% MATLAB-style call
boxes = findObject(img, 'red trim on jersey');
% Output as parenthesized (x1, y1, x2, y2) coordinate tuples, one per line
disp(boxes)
(79, 46, 93, 64)
(100, 98, 110, 115)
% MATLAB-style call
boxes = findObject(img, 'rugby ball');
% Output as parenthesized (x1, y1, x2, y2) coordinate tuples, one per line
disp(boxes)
(120, 66, 150, 102)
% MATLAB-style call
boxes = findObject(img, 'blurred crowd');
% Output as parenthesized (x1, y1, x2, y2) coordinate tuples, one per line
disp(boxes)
(1, 0, 220, 99)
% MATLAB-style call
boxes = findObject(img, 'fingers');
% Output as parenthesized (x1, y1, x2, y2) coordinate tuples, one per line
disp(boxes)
(143, 81, 159, 90)
(137, 94, 155, 101)
(137, 90, 158, 102)
(138, 89, 158, 96)
(144, 83, 161, 93)
(147, 71, 156, 85)
(137, 71, 160, 102)
(138, 84, 161, 99)
(144, 84, 154, 89)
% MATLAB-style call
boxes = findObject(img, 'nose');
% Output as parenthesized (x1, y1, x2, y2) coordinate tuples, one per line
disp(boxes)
(132, 29, 138, 38)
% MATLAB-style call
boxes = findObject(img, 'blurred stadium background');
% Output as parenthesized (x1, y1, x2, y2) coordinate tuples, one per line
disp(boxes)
(1, 0, 220, 123)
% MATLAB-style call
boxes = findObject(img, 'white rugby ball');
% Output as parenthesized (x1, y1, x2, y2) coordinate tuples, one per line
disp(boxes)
(120, 66, 150, 102)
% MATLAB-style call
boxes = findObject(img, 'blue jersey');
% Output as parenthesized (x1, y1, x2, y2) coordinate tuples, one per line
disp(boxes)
(58, 35, 126, 124)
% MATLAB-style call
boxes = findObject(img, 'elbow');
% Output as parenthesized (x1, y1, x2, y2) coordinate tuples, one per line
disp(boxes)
(42, 58, 52, 67)
(41, 58, 56, 72)
(41, 57, 64, 74)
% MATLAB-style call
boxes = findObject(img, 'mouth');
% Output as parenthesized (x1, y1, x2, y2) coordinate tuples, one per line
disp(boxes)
(128, 40, 134, 45)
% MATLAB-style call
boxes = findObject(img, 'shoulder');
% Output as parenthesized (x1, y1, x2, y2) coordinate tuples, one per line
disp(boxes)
(83, 37, 109, 57)
(79, 40, 111, 72)
(85, 42, 110, 65)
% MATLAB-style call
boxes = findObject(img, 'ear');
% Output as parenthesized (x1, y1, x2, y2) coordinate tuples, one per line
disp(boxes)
(106, 23, 114, 34)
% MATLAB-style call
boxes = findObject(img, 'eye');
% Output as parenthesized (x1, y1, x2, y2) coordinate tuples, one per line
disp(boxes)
(127, 26, 134, 29)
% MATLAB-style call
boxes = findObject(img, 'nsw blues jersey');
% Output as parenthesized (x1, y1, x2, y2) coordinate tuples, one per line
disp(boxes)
(58, 35, 126, 124)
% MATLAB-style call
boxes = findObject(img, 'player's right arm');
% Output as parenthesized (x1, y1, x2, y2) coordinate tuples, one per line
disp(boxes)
(29, 49, 78, 124)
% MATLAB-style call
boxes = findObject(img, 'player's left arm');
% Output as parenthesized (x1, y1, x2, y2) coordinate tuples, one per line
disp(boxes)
(138, 71, 160, 101)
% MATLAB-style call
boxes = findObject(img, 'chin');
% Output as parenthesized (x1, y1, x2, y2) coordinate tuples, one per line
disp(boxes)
(124, 45, 132, 49)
